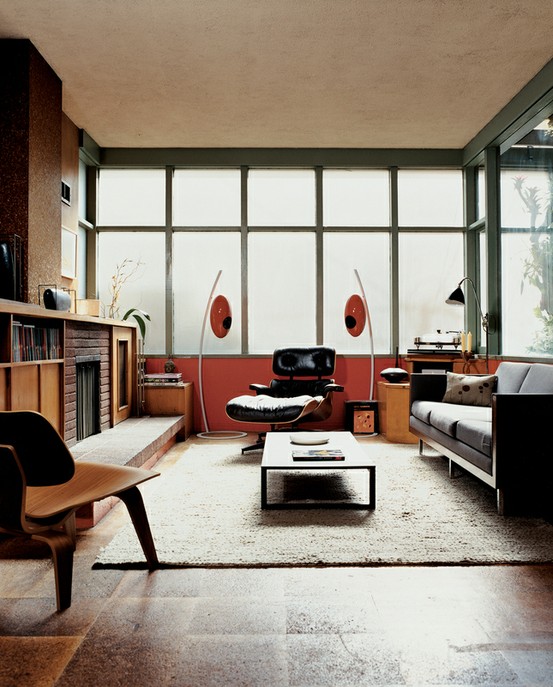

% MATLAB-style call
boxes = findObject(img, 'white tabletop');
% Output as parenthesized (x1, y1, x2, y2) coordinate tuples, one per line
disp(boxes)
(262, 431, 374, 468)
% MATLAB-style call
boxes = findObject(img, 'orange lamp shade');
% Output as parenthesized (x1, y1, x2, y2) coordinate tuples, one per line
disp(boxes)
(344, 294, 366, 337)
(210, 295, 232, 338)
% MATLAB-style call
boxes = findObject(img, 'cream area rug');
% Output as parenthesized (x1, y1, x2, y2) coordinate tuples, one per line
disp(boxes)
(94, 436, 553, 568)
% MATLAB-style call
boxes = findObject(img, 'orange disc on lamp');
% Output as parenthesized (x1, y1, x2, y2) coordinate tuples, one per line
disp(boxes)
(344, 294, 366, 337)
(210, 295, 232, 338)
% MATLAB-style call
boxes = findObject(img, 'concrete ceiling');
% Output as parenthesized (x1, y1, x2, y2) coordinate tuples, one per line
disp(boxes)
(1, 0, 553, 149)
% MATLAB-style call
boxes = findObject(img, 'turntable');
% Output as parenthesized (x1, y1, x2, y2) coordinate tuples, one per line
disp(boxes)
(407, 330, 462, 355)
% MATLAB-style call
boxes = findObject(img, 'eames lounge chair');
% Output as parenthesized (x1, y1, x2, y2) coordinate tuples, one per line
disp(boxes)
(0, 410, 159, 611)
(226, 346, 343, 452)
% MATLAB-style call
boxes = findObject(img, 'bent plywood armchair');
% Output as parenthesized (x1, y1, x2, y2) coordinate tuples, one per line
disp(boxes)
(0, 411, 159, 611)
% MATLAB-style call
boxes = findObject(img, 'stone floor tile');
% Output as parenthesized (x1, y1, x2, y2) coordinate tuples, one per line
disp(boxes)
(0, 636, 81, 687)
(188, 597, 286, 635)
(287, 633, 404, 686)
(0, 598, 107, 637)
(57, 633, 288, 687)
(286, 596, 379, 635)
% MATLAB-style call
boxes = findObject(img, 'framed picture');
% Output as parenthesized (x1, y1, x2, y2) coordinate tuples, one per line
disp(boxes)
(61, 227, 77, 279)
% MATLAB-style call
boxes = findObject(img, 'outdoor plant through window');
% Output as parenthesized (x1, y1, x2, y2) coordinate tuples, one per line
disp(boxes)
(501, 115, 553, 357)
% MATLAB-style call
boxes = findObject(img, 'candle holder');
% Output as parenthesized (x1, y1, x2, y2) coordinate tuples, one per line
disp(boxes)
(462, 350, 474, 373)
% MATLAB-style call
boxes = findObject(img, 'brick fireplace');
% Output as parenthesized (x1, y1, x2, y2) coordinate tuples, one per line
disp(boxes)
(64, 322, 111, 447)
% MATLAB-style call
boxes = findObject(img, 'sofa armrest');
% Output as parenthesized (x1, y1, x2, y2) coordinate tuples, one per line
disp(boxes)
(493, 392, 553, 486)
(409, 373, 448, 406)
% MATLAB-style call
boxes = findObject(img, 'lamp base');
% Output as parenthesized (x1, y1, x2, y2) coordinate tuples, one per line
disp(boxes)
(197, 430, 247, 440)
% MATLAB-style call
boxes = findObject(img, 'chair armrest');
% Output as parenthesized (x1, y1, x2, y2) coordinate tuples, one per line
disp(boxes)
(409, 373, 447, 405)
(250, 383, 271, 395)
(324, 383, 344, 393)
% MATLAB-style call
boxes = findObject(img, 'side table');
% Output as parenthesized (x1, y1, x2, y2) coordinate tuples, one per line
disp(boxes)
(143, 382, 194, 439)
(376, 381, 417, 444)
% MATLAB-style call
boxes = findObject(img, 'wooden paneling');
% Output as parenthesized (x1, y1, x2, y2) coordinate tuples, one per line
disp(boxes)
(11, 365, 40, 411)
(40, 362, 63, 432)
(144, 383, 193, 439)
(0, 368, 8, 410)
(111, 327, 135, 426)
(377, 381, 417, 444)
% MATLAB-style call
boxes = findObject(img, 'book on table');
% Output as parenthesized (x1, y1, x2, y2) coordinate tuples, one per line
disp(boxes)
(292, 449, 345, 461)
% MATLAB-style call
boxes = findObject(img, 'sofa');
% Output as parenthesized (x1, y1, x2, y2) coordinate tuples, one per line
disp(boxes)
(409, 361, 553, 516)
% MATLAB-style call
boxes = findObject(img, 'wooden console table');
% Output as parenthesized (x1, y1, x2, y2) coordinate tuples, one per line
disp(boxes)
(376, 381, 417, 444)
(143, 382, 194, 439)
(404, 354, 489, 375)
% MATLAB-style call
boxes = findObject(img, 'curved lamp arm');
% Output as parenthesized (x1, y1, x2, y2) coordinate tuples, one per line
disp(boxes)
(446, 277, 491, 331)
(446, 276, 491, 373)
(354, 268, 375, 401)
(198, 270, 223, 434)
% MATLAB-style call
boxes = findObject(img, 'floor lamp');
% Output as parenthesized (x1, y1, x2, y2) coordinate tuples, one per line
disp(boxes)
(198, 269, 246, 440)
(344, 268, 375, 401)
(446, 276, 491, 373)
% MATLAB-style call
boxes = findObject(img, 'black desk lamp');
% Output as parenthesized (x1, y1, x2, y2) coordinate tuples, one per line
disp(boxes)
(446, 277, 490, 373)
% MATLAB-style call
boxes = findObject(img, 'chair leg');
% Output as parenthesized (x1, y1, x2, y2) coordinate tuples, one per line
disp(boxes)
(118, 486, 159, 570)
(63, 512, 77, 551)
(241, 432, 266, 453)
(33, 531, 75, 612)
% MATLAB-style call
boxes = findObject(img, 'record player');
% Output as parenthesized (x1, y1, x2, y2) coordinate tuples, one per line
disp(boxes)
(407, 330, 462, 354)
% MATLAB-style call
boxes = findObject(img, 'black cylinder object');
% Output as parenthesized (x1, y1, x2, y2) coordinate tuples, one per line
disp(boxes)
(381, 346, 409, 383)
(0, 242, 15, 300)
(43, 288, 71, 312)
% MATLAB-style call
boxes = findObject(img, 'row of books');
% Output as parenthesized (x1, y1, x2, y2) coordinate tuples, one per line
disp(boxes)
(12, 321, 62, 362)
(144, 372, 183, 387)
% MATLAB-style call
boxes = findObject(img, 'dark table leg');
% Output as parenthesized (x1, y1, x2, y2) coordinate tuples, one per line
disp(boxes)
(261, 467, 268, 509)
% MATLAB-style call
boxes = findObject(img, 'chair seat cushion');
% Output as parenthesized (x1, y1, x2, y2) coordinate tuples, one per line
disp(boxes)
(226, 394, 320, 424)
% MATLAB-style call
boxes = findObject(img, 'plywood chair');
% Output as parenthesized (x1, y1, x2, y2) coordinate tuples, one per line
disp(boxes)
(0, 410, 159, 611)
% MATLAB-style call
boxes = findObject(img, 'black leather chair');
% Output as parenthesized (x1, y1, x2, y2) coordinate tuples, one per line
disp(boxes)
(226, 346, 343, 452)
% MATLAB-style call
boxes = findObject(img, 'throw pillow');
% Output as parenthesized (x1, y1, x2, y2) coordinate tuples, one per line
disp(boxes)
(442, 372, 497, 406)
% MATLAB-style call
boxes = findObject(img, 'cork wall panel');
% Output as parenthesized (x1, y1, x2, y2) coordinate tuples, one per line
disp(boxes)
(28, 44, 62, 304)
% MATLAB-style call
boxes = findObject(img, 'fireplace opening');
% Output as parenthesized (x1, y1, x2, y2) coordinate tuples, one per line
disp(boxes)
(76, 355, 101, 442)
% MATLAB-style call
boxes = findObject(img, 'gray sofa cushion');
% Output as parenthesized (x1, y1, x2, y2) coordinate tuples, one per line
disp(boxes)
(456, 420, 493, 456)
(411, 400, 436, 424)
(412, 400, 492, 439)
(495, 362, 531, 393)
(518, 363, 553, 393)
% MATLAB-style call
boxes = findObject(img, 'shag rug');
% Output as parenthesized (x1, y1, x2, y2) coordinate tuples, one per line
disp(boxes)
(94, 437, 553, 568)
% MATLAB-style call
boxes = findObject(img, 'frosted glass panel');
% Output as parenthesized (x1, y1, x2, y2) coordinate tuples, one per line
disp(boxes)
(173, 233, 241, 354)
(98, 232, 166, 354)
(323, 233, 390, 353)
(323, 170, 390, 226)
(248, 233, 316, 352)
(398, 169, 464, 227)
(399, 233, 464, 351)
(477, 166, 486, 220)
(173, 169, 241, 226)
(248, 169, 315, 226)
(500, 169, 552, 229)
(98, 169, 165, 226)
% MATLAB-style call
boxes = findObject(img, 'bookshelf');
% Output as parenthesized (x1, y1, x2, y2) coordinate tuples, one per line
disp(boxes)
(0, 301, 139, 441)
(0, 310, 64, 432)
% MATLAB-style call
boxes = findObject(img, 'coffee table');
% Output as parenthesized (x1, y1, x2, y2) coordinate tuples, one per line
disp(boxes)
(261, 431, 376, 509)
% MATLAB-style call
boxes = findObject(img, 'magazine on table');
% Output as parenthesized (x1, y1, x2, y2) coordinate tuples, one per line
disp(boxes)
(292, 449, 345, 461)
